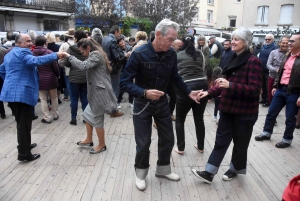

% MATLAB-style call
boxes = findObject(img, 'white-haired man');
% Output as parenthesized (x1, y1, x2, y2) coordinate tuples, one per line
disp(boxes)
(259, 34, 278, 107)
(120, 19, 200, 191)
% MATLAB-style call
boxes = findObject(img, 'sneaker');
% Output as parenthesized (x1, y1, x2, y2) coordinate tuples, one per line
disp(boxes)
(155, 173, 180, 181)
(191, 169, 214, 184)
(222, 169, 237, 181)
(136, 178, 146, 191)
(275, 141, 290, 148)
(110, 111, 124, 118)
(41, 118, 51, 124)
(31, 115, 38, 120)
(130, 103, 134, 108)
(117, 104, 121, 109)
(62, 97, 69, 101)
(70, 119, 77, 125)
(213, 116, 217, 122)
(171, 115, 176, 121)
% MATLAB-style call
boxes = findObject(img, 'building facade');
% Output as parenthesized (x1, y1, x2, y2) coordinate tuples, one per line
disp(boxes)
(191, 0, 219, 28)
(0, 0, 75, 32)
(242, 0, 300, 42)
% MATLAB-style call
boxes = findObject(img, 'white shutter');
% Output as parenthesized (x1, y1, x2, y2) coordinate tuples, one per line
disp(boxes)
(256, 6, 262, 23)
(278, 4, 294, 25)
(263, 6, 269, 23)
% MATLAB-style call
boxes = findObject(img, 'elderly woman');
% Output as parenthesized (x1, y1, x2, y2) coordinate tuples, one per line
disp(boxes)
(191, 28, 262, 183)
(91, 27, 103, 45)
(174, 34, 208, 155)
(64, 38, 117, 154)
(197, 35, 210, 69)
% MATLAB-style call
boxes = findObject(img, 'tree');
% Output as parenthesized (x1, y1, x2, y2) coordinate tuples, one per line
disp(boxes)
(124, 0, 199, 26)
(75, 0, 123, 29)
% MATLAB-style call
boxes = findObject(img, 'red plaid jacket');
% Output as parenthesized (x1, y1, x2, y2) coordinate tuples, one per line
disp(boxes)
(208, 50, 262, 115)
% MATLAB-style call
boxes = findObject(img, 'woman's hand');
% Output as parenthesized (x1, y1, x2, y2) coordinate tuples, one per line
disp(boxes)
(216, 78, 229, 88)
(197, 91, 209, 101)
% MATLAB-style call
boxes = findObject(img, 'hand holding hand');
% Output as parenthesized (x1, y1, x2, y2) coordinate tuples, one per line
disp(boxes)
(145, 89, 165, 100)
(198, 91, 209, 100)
(189, 90, 202, 104)
(57, 52, 66, 59)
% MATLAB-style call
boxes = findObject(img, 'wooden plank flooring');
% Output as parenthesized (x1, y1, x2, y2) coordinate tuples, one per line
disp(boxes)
(0, 97, 299, 201)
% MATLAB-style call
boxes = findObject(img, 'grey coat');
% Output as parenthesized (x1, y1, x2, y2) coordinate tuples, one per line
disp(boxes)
(68, 51, 117, 115)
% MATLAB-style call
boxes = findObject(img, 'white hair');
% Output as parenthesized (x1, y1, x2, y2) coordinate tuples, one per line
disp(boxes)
(155, 19, 179, 36)
(232, 27, 253, 50)
(27, 30, 37, 41)
(265, 34, 274, 40)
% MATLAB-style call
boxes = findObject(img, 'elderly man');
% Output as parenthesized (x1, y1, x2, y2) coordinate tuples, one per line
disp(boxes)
(0, 34, 65, 162)
(259, 34, 278, 107)
(172, 39, 183, 51)
(255, 32, 300, 148)
(120, 19, 200, 191)
(208, 35, 223, 58)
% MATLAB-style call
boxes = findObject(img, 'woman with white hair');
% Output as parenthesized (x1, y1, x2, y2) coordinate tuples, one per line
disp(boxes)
(191, 28, 262, 184)
(91, 28, 103, 45)
(197, 35, 210, 68)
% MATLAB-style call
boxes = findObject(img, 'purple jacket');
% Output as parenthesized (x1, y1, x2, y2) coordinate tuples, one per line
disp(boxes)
(32, 46, 59, 90)
(208, 50, 262, 115)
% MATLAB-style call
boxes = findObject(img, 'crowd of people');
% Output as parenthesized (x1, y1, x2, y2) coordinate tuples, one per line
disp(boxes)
(0, 19, 299, 198)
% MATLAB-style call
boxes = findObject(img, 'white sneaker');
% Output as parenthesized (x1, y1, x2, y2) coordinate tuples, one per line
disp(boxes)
(117, 104, 121, 109)
(136, 178, 146, 191)
(213, 116, 217, 122)
(130, 103, 134, 108)
(155, 172, 180, 181)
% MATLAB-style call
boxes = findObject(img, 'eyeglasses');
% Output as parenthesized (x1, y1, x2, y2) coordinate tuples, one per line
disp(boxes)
(265, 39, 272, 41)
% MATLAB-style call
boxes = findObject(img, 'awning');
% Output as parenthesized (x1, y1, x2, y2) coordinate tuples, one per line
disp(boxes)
(194, 27, 222, 35)
(0, 6, 73, 16)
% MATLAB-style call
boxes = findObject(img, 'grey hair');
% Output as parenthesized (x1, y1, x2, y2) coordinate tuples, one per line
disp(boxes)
(155, 19, 179, 36)
(232, 28, 253, 50)
(265, 34, 274, 40)
(279, 35, 289, 42)
(92, 28, 103, 37)
(197, 34, 208, 47)
(28, 30, 37, 41)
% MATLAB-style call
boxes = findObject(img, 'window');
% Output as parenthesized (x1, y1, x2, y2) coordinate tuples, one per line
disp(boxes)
(229, 17, 236, 27)
(207, 10, 213, 23)
(207, 0, 214, 4)
(256, 6, 269, 25)
(278, 4, 294, 25)
(237, 0, 241, 2)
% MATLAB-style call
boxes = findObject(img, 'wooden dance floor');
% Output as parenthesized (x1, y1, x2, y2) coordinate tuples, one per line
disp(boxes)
(0, 98, 299, 201)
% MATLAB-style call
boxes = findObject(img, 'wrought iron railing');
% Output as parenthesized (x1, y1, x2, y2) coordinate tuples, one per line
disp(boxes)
(0, 0, 75, 13)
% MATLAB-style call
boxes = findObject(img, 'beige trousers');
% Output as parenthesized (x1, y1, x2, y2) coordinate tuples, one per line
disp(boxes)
(39, 89, 59, 122)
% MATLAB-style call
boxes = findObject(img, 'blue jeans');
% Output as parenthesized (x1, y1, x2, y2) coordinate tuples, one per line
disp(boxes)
(133, 96, 174, 179)
(69, 83, 88, 120)
(262, 86, 299, 143)
(206, 111, 258, 175)
(64, 76, 70, 98)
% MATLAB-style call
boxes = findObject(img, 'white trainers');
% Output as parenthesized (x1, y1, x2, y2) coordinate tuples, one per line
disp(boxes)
(117, 104, 121, 109)
(136, 178, 146, 191)
(155, 172, 180, 181)
(130, 104, 134, 108)
(213, 116, 217, 122)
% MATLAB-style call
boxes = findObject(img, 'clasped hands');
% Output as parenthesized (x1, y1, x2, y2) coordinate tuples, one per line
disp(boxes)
(56, 52, 71, 59)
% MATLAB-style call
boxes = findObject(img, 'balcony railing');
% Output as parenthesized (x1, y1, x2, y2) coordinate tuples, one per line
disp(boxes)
(0, 0, 75, 13)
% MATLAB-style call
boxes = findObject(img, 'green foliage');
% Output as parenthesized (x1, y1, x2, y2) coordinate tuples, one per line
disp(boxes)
(122, 16, 154, 37)
(207, 57, 220, 78)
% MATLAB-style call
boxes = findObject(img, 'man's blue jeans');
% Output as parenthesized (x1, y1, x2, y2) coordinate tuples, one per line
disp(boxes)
(69, 82, 88, 120)
(64, 76, 70, 99)
(262, 86, 299, 143)
(133, 96, 174, 179)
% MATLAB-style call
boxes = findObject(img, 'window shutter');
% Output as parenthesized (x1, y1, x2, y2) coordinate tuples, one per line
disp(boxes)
(279, 4, 294, 25)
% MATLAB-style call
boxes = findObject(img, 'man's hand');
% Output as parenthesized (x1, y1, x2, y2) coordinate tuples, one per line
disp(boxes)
(297, 97, 300, 106)
(145, 89, 164, 100)
(189, 90, 201, 104)
(271, 88, 276, 96)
